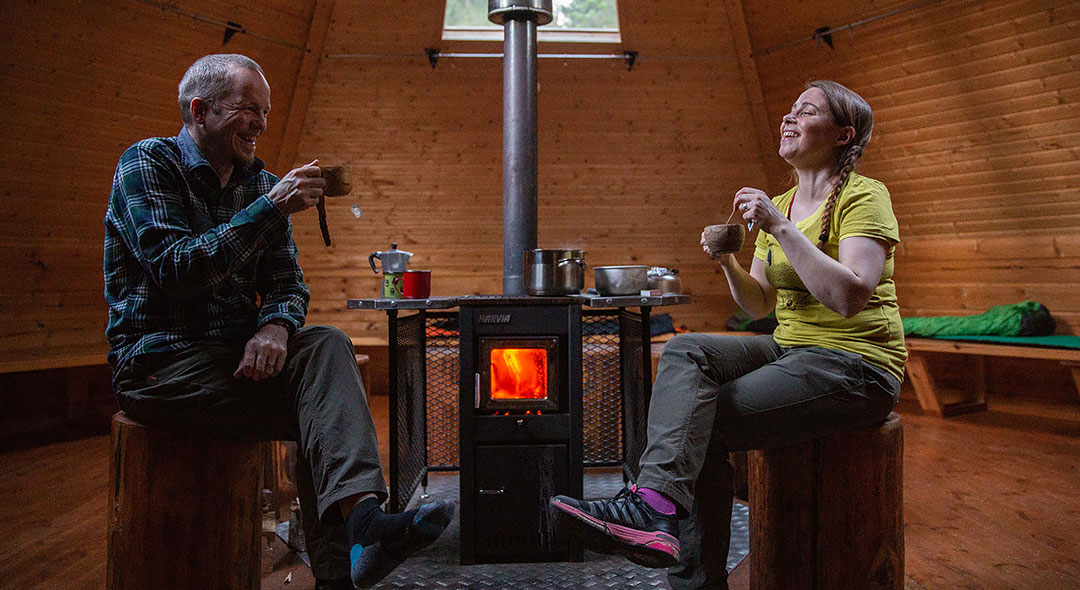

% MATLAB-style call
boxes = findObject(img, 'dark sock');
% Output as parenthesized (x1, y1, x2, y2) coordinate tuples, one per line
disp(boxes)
(313, 575, 353, 590)
(345, 497, 417, 548)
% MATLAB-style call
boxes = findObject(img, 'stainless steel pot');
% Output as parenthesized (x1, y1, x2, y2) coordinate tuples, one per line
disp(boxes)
(594, 265, 649, 296)
(524, 249, 586, 296)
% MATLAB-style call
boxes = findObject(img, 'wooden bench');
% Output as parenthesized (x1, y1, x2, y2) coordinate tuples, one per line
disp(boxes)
(0, 351, 114, 448)
(905, 337, 1080, 417)
(107, 412, 265, 590)
(749, 412, 904, 590)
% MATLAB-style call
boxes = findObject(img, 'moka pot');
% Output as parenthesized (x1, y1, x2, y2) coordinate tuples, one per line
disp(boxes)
(369, 243, 413, 299)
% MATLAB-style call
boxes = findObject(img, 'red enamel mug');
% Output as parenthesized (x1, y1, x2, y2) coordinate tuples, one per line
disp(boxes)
(402, 270, 431, 299)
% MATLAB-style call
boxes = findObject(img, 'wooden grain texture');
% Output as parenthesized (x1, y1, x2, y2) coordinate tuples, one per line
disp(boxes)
(0, 0, 316, 368)
(747, 439, 814, 586)
(905, 354, 947, 415)
(904, 338, 1080, 417)
(1, 0, 771, 369)
(5, 0, 1077, 379)
(815, 414, 904, 590)
(722, 0, 782, 196)
(107, 413, 263, 590)
(292, 0, 767, 342)
(3, 397, 1080, 588)
(892, 231, 1080, 334)
(272, 0, 335, 173)
(740, 0, 1080, 338)
(749, 413, 904, 590)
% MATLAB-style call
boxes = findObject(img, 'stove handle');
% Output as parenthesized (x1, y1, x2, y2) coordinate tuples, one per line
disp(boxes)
(479, 488, 506, 495)
(474, 373, 480, 408)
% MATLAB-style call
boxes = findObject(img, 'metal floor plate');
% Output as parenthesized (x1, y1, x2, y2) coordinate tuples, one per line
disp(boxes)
(367, 470, 750, 589)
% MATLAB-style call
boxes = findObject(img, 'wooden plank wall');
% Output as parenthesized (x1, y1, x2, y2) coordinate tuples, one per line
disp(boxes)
(741, 0, 1080, 334)
(292, 0, 770, 341)
(0, 0, 317, 370)
(9, 0, 1074, 371)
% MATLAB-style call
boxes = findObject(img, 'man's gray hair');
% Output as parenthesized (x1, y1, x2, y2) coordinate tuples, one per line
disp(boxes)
(178, 54, 264, 125)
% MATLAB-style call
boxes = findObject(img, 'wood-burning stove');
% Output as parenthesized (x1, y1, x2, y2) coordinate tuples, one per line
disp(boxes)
(458, 298, 583, 563)
(344, 0, 690, 569)
(345, 293, 689, 565)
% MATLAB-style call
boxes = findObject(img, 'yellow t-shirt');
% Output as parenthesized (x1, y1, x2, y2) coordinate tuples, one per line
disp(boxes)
(753, 173, 907, 382)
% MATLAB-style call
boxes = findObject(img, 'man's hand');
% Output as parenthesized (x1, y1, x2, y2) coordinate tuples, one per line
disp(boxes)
(268, 159, 325, 215)
(234, 322, 290, 381)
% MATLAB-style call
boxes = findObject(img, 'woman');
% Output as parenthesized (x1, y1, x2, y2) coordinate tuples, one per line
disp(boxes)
(551, 80, 906, 589)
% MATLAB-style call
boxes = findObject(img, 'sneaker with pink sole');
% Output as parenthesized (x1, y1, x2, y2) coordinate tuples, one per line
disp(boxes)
(550, 486, 681, 568)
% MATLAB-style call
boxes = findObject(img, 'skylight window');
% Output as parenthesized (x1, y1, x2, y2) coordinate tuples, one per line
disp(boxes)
(443, 0, 621, 43)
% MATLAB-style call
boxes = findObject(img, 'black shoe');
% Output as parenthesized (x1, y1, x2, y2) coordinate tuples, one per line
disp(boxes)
(349, 499, 456, 588)
(550, 486, 680, 568)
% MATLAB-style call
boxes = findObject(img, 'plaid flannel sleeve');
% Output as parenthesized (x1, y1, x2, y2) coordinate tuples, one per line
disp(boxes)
(255, 217, 309, 333)
(112, 142, 289, 299)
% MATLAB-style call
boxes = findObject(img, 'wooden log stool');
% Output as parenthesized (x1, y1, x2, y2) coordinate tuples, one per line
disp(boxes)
(107, 412, 264, 590)
(749, 412, 904, 590)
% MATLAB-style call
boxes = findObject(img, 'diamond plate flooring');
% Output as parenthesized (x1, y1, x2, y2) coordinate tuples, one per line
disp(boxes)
(366, 470, 750, 589)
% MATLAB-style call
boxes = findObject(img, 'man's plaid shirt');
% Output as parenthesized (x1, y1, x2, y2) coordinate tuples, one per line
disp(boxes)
(104, 128, 309, 371)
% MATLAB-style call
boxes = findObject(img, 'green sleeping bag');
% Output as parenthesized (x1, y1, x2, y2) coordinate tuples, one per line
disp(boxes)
(902, 301, 1055, 338)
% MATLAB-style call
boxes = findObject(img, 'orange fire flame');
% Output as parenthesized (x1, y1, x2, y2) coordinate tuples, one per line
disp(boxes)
(490, 348, 547, 400)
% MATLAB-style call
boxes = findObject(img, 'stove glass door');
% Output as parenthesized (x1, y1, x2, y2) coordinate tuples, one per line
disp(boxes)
(478, 337, 560, 412)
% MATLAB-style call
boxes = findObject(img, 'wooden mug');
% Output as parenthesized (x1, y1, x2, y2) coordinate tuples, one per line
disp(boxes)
(320, 165, 353, 197)
(703, 223, 747, 256)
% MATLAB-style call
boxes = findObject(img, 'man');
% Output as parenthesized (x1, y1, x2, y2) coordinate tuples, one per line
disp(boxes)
(104, 53, 453, 590)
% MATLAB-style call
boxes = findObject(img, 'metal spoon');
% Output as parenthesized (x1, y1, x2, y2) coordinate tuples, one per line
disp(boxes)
(727, 205, 754, 231)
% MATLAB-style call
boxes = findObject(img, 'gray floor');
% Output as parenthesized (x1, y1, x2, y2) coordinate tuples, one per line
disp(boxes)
(282, 470, 750, 589)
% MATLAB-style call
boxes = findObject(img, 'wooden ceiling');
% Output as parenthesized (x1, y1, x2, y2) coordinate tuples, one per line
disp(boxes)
(1, 0, 1077, 370)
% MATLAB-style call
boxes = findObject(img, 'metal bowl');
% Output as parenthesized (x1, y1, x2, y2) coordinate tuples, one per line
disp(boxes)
(594, 265, 649, 296)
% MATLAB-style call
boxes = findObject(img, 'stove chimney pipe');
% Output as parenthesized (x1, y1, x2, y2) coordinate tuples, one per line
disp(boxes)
(488, 0, 553, 295)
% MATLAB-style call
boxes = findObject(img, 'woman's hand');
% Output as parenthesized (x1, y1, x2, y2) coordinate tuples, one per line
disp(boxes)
(700, 232, 737, 262)
(734, 187, 788, 234)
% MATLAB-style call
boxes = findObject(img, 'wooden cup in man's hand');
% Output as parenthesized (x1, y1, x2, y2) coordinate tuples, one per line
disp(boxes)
(703, 223, 747, 256)
(320, 165, 353, 197)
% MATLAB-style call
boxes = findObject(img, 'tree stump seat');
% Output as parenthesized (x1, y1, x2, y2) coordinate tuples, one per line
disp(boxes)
(749, 412, 904, 590)
(107, 411, 264, 590)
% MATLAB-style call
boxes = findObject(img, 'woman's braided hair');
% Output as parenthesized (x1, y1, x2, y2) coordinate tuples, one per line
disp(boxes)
(808, 80, 874, 249)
